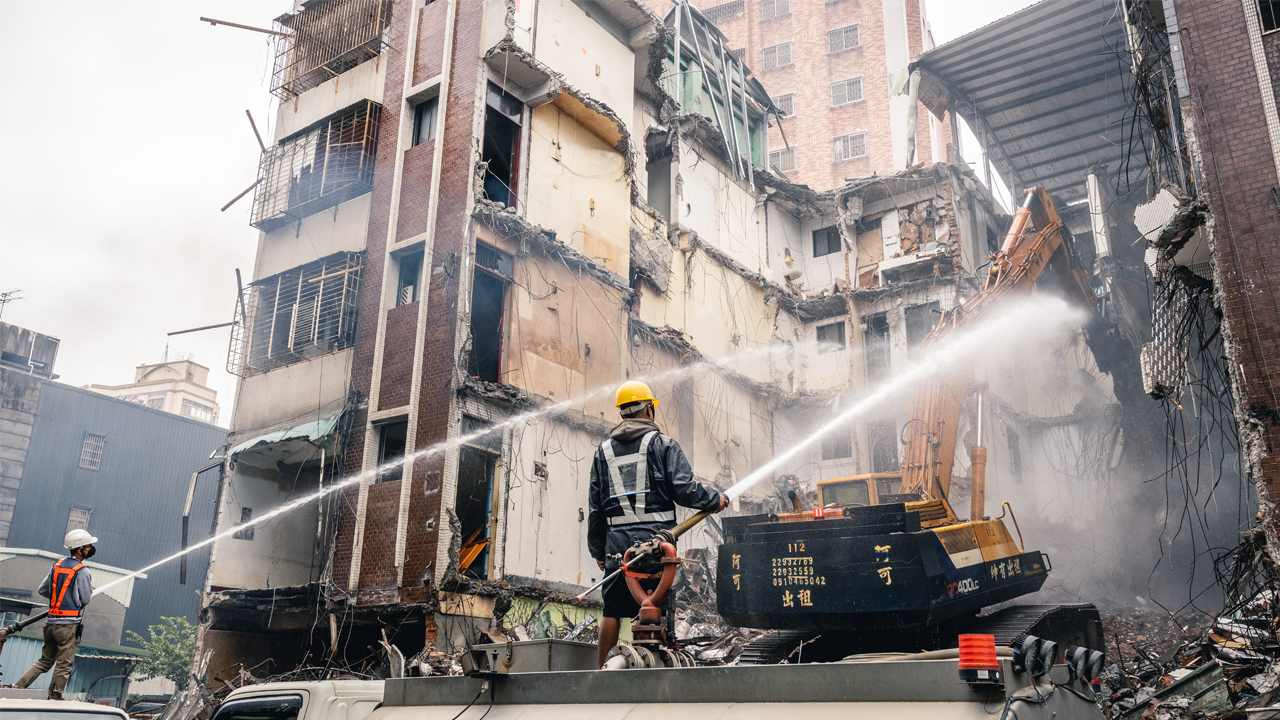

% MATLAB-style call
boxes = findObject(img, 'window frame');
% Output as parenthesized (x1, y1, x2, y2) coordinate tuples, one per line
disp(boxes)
(827, 24, 861, 54)
(376, 420, 409, 484)
(829, 77, 865, 108)
(768, 147, 797, 173)
(1262, 0, 1280, 33)
(79, 433, 106, 471)
(772, 93, 795, 118)
(816, 321, 846, 353)
(812, 225, 842, 258)
(396, 250, 425, 307)
(760, 0, 792, 21)
(412, 96, 439, 147)
(832, 131, 869, 162)
(760, 42, 794, 71)
(66, 506, 92, 535)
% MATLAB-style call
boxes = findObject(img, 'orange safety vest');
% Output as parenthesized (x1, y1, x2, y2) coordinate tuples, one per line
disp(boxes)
(47, 557, 85, 618)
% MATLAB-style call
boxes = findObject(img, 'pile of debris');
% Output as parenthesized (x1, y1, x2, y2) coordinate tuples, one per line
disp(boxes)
(1099, 600, 1280, 718)
(671, 548, 766, 665)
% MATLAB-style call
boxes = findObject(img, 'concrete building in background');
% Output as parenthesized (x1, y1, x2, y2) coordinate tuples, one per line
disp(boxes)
(0, 322, 59, 379)
(662, 0, 953, 190)
(0, 322, 227, 643)
(85, 359, 221, 425)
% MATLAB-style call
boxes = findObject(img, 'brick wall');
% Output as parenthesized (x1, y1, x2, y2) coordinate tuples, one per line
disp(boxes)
(655, 0, 948, 191)
(1176, 1, 1280, 531)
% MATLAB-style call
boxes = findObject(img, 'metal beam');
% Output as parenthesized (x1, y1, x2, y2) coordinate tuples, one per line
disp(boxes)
(916, 69, 1025, 197)
(979, 72, 1117, 117)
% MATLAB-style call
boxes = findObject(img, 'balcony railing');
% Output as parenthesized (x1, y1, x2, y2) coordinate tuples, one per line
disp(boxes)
(251, 100, 382, 232)
(227, 253, 362, 377)
(270, 0, 393, 100)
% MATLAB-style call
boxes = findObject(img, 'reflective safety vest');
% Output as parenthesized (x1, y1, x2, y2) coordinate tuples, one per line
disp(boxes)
(48, 557, 86, 618)
(601, 431, 676, 526)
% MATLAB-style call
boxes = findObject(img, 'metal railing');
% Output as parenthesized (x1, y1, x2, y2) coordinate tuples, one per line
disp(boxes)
(270, 0, 393, 100)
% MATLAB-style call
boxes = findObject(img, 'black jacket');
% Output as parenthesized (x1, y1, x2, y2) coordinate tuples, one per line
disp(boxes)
(587, 419, 724, 561)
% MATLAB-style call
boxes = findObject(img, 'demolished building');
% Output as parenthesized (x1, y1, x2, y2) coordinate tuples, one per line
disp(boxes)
(197, 0, 1154, 680)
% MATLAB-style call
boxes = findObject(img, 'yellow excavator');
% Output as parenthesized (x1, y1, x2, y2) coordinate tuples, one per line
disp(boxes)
(716, 188, 1106, 661)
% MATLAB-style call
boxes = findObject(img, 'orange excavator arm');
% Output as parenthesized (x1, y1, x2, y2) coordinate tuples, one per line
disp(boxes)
(898, 188, 1095, 500)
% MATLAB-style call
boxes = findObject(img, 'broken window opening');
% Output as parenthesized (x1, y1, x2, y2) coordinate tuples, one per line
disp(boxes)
(66, 506, 91, 535)
(816, 322, 846, 353)
(412, 96, 439, 147)
(251, 101, 382, 231)
(821, 430, 853, 460)
(769, 147, 797, 173)
(376, 421, 408, 483)
(228, 253, 363, 377)
(468, 244, 511, 383)
(864, 313, 891, 383)
(832, 132, 868, 162)
(1007, 427, 1024, 484)
(830, 78, 864, 108)
(905, 302, 941, 356)
(396, 250, 424, 306)
(482, 83, 524, 209)
(456, 418, 499, 581)
(827, 24, 861, 54)
(232, 507, 255, 540)
(987, 225, 1001, 254)
(646, 144, 673, 222)
(868, 420, 900, 473)
(1262, 0, 1280, 32)
(813, 226, 842, 258)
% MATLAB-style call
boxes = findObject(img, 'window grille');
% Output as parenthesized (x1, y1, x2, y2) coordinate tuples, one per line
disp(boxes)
(702, 0, 744, 24)
(181, 399, 216, 423)
(760, 42, 793, 71)
(227, 252, 363, 377)
(760, 0, 791, 20)
(251, 101, 382, 232)
(832, 132, 868, 162)
(270, 0, 393, 99)
(830, 78, 864, 107)
(827, 24, 861, 53)
(66, 506, 91, 534)
(79, 434, 106, 470)
(772, 93, 795, 118)
(769, 147, 797, 173)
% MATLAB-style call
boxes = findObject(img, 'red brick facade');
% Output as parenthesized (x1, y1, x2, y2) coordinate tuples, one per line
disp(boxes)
(1176, 2, 1280, 518)
(678, 0, 951, 190)
(333, 0, 485, 603)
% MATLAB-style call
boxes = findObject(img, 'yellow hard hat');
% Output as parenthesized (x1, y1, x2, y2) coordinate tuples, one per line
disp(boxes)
(615, 380, 659, 408)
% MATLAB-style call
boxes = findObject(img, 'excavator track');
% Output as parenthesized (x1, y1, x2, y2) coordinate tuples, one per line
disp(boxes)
(735, 603, 1103, 665)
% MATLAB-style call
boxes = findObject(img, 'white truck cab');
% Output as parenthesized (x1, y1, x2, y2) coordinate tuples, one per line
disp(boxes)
(212, 682, 383, 720)
(0, 698, 130, 720)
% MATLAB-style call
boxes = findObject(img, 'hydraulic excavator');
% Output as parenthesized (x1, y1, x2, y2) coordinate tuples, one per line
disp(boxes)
(714, 187, 1106, 662)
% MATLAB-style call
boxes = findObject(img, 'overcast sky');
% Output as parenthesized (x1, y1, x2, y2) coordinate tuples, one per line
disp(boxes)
(0, 0, 1036, 428)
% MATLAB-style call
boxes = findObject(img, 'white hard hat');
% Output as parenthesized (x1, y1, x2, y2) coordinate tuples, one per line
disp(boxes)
(64, 529, 98, 549)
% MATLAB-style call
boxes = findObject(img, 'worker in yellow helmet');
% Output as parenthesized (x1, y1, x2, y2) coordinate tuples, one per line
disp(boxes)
(588, 380, 729, 667)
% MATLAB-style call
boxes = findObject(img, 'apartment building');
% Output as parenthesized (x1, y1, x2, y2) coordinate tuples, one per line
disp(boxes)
(663, 0, 953, 190)
(196, 0, 1138, 677)
(85, 359, 221, 425)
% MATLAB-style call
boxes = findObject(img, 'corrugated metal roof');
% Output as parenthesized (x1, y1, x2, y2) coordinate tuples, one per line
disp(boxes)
(911, 0, 1141, 203)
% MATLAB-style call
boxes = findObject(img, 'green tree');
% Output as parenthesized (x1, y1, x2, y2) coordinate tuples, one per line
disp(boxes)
(126, 617, 195, 691)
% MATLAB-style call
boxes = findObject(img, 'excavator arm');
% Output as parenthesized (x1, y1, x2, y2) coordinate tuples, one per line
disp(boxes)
(898, 188, 1095, 503)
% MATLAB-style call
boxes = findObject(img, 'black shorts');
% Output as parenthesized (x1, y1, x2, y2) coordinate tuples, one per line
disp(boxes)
(602, 571, 666, 620)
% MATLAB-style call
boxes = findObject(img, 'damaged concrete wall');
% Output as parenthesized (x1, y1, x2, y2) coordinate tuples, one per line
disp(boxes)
(208, 467, 322, 590)
(533, 0, 636, 123)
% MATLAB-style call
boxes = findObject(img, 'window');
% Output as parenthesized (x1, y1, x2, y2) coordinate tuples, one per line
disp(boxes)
(269, 0, 392, 99)
(830, 78, 864, 107)
(251, 101, 382, 231)
(760, 0, 791, 20)
(832, 132, 868, 162)
(397, 250, 424, 306)
(147, 397, 164, 410)
(232, 507, 254, 540)
(482, 83, 524, 208)
(827, 24, 861, 53)
(812, 226, 842, 258)
(228, 252, 362, 377)
(772, 93, 795, 118)
(905, 302, 941, 354)
(821, 431, 853, 460)
(769, 147, 797, 173)
(79, 433, 105, 470)
(868, 420, 899, 472)
(456, 417, 501, 581)
(1007, 427, 1024, 484)
(876, 476, 902, 500)
(181, 399, 216, 423)
(816, 322, 846, 353)
(66, 506, 91, 535)
(824, 479, 868, 506)
(864, 313, 890, 382)
(469, 245, 512, 383)
(760, 42, 793, 71)
(1263, 0, 1280, 32)
(376, 421, 409, 483)
(703, 0, 745, 24)
(213, 694, 302, 720)
(412, 96, 438, 147)
(646, 144, 673, 221)
(730, 48, 746, 60)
